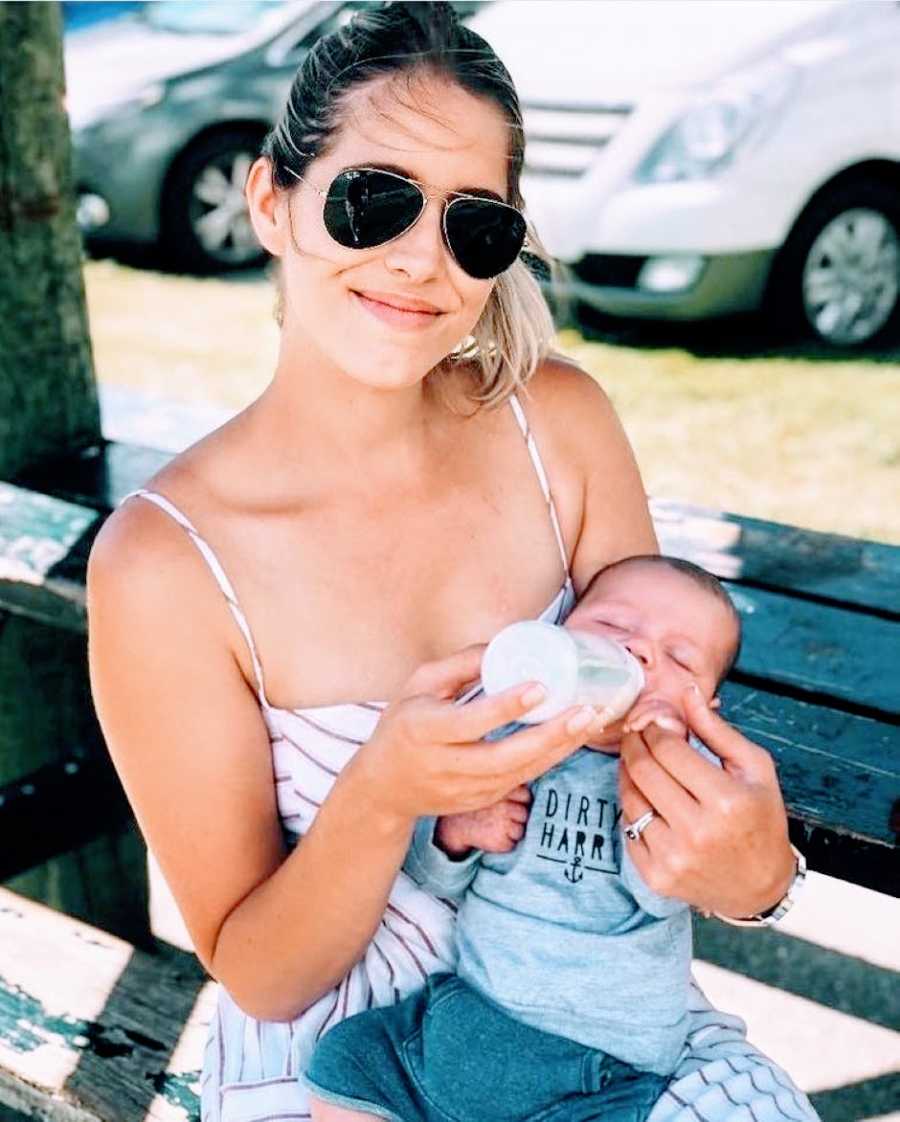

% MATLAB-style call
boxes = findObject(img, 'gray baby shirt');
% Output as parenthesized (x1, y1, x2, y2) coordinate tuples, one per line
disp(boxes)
(404, 747, 692, 1076)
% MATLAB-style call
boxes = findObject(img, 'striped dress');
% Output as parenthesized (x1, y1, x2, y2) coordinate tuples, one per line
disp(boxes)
(123, 394, 817, 1122)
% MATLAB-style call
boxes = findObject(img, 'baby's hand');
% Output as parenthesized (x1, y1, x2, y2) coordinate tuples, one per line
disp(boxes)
(434, 785, 532, 856)
(623, 696, 689, 738)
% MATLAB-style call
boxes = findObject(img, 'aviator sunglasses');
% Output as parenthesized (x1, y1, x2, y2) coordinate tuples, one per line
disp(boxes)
(285, 166, 529, 280)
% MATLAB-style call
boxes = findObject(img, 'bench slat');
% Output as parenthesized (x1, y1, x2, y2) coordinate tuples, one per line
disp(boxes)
(17, 445, 900, 618)
(3, 482, 898, 717)
(0, 889, 206, 1122)
(16, 443, 170, 516)
(0, 484, 98, 632)
(729, 586, 899, 717)
(0, 756, 132, 882)
(653, 498, 900, 618)
(722, 682, 900, 854)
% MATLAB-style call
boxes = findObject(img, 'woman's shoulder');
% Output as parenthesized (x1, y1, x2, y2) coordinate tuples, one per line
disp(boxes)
(515, 351, 624, 470)
(86, 463, 246, 705)
(522, 351, 618, 432)
(518, 351, 656, 583)
(87, 438, 230, 622)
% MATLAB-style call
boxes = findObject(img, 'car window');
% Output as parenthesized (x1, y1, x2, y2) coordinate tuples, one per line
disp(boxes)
(143, 1, 286, 35)
(275, 1, 364, 65)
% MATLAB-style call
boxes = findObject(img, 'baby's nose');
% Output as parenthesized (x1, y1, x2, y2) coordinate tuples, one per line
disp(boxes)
(624, 637, 654, 667)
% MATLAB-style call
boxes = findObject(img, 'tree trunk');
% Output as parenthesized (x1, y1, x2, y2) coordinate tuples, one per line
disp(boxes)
(0, 0, 101, 480)
(0, 5, 147, 943)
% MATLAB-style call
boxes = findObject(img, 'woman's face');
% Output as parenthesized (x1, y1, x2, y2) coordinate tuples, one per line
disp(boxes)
(256, 71, 513, 391)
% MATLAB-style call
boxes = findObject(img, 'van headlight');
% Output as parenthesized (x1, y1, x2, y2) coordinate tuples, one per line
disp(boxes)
(636, 60, 799, 183)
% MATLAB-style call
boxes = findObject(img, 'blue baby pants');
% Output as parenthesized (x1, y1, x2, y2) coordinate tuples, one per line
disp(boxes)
(304, 972, 668, 1122)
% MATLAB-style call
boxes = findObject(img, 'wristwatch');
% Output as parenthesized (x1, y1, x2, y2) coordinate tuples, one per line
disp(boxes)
(713, 844, 807, 927)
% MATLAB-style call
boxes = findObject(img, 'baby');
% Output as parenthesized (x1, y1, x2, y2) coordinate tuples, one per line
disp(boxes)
(305, 554, 742, 1122)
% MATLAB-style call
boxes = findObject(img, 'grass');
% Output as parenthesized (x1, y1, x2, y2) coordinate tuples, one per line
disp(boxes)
(83, 258, 900, 545)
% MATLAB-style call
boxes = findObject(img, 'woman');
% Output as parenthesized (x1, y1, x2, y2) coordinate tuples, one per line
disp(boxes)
(87, 5, 814, 1121)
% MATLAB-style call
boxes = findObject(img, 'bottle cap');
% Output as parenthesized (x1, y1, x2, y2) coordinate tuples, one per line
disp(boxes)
(481, 621, 579, 723)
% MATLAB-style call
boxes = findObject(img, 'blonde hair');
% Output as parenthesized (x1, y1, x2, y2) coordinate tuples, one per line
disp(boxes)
(443, 246, 557, 408)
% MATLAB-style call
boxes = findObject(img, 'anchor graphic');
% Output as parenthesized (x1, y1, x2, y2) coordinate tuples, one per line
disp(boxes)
(565, 856, 584, 883)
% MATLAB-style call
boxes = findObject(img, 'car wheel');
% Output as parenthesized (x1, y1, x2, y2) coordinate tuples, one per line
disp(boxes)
(162, 128, 267, 273)
(770, 180, 900, 347)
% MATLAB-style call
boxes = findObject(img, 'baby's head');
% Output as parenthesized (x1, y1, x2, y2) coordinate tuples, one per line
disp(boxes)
(563, 555, 741, 749)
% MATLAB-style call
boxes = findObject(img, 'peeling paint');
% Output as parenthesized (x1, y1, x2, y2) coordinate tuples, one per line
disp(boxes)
(0, 973, 200, 1117)
(0, 974, 88, 1053)
(153, 1070, 201, 1119)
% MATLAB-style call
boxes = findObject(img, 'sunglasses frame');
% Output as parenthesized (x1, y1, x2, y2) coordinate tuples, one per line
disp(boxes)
(284, 165, 530, 278)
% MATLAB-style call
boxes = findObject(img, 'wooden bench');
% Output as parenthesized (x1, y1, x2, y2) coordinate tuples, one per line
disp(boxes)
(4, 439, 898, 889)
(0, 886, 211, 1122)
(0, 438, 898, 1120)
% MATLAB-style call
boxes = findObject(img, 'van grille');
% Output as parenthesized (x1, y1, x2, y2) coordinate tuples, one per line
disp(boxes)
(522, 101, 633, 179)
(572, 254, 647, 288)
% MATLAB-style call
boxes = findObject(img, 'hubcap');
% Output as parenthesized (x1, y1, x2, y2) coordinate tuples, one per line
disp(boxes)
(189, 150, 260, 265)
(802, 207, 899, 345)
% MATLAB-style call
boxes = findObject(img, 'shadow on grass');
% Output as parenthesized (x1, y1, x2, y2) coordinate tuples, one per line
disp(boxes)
(83, 240, 270, 286)
(571, 306, 900, 365)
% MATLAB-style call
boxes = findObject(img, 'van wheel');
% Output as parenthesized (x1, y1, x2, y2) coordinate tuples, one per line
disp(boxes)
(161, 128, 267, 274)
(770, 180, 900, 347)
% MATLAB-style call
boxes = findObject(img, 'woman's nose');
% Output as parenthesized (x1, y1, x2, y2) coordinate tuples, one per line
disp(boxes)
(382, 199, 446, 281)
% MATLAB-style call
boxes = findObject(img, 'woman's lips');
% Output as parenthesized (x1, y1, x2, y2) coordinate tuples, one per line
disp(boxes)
(352, 291, 443, 330)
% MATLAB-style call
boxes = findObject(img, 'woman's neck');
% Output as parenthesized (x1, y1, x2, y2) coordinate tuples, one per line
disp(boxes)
(239, 327, 464, 492)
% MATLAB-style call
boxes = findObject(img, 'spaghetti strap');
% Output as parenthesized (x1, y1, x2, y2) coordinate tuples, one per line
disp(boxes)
(509, 394, 571, 580)
(119, 489, 270, 710)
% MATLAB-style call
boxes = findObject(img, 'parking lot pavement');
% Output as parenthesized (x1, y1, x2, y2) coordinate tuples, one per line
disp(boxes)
(693, 873, 900, 1121)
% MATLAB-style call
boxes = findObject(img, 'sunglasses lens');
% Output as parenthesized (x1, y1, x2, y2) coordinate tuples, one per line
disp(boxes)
(445, 199, 527, 279)
(323, 170, 424, 249)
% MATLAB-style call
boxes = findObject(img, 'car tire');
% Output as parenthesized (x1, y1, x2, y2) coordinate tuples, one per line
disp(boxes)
(768, 179, 900, 348)
(161, 127, 268, 274)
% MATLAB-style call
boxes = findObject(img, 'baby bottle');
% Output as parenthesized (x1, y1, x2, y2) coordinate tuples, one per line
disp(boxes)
(481, 621, 645, 724)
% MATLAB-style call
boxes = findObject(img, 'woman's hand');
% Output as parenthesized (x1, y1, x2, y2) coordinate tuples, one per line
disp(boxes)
(619, 685, 795, 918)
(350, 644, 606, 829)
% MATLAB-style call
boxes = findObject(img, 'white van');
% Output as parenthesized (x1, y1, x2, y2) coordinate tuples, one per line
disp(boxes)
(470, 0, 900, 346)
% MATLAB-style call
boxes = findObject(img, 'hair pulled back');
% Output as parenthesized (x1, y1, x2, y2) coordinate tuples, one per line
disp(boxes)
(261, 1, 555, 407)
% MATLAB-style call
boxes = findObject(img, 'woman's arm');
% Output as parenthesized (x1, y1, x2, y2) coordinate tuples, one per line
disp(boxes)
(525, 357, 794, 918)
(87, 501, 413, 1021)
(88, 500, 603, 1022)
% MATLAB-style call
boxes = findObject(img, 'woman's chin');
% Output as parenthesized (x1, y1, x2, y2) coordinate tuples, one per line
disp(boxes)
(334, 351, 436, 392)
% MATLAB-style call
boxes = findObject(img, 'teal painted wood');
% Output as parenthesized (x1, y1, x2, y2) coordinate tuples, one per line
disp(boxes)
(0, 482, 99, 631)
(17, 448, 900, 618)
(17, 441, 169, 513)
(721, 683, 900, 848)
(0, 888, 207, 1122)
(728, 586, 899, 717)
(653, 498, 900, 618)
